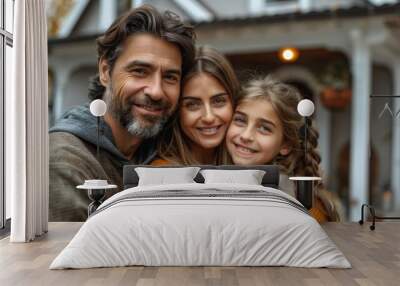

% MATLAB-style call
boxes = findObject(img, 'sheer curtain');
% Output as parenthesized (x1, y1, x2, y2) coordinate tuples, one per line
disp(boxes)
(7, 0, 48, 242)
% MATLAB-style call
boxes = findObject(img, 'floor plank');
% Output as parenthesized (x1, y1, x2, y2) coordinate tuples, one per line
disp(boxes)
(0, 222, 399, 286)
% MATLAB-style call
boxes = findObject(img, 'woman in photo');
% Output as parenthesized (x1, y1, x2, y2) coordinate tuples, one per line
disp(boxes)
(225, 75, 340, 222)
(152, 46, 240, 165)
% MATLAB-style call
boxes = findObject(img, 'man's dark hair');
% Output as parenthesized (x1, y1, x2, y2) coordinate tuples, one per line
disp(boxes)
(88, 5, 196, 100)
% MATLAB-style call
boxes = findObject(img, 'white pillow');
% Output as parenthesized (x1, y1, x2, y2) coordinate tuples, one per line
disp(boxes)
(135, 167, 200, 186)
(200, 169, 266, 185)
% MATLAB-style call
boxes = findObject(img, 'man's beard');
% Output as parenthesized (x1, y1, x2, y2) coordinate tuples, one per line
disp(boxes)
(104, 84, 170, 139)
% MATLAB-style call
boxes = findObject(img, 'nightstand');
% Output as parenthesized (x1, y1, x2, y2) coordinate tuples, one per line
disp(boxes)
(77, 180, 117, 216)
(289, 176, 321, 209)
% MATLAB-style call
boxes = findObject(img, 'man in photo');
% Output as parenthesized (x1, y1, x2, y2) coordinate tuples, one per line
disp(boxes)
(49, 5, 195, 221)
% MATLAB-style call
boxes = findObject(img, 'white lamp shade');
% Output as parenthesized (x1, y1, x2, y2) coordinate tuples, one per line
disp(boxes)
(90, 99, 107, 117)
(297, 99, 315, 117)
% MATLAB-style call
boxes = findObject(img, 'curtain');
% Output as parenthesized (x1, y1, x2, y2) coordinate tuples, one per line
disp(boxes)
(7, 0, 49, 242)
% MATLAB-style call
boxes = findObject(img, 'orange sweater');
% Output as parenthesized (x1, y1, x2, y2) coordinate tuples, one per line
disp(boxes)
(309, 198, 328, 223)
(150, 158, 171, 166)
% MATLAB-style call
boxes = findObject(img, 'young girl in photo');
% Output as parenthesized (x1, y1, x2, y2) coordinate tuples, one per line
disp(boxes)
(226, 75, 340, 222)
(152, 46, 239, 165)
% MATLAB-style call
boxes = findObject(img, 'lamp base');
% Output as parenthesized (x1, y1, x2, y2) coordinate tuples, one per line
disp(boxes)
(296, 181, 314, 210)
(77, 182, 117, 218)
(87, 189, 106, 216)
(289, 176, 321, 210)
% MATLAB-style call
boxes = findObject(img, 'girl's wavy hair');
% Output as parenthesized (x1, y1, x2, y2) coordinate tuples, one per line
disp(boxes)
(239, 75, 340, 221)
(88, 5, 196, 100)
(157, 46, 240, 165)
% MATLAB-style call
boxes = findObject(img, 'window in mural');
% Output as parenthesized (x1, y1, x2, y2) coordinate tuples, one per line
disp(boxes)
(1, 0, 14, 230)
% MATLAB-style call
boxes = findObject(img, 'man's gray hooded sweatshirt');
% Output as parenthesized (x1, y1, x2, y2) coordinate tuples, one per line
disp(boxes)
(49, 104, 157, 222)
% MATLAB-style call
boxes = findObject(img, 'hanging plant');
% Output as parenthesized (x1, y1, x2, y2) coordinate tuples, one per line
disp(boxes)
(318, 60, 352, 110)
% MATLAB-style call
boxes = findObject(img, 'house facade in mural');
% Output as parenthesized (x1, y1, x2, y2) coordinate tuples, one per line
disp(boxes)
(47, 0, 400, 220)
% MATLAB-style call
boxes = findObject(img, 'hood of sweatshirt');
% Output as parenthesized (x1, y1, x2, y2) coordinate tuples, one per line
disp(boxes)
(49, 103, 157, 164)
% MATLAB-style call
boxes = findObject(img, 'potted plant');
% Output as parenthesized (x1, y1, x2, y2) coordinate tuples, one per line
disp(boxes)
(319, 60, 351, 110)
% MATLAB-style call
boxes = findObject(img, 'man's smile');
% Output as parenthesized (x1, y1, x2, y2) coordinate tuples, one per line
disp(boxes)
(133, 103, 164, 117)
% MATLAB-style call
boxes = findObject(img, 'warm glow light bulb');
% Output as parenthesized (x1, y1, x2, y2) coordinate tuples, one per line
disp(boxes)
(297, 99, 315, 117)
(279, 47, 299, 63)
(283, 49, 294, 61)
(90, 99, 107, 117)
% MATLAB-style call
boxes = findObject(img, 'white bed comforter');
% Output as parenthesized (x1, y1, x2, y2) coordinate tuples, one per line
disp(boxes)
(50, 183, 351, 269)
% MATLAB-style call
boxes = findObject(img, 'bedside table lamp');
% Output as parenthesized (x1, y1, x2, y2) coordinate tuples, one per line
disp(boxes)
(297, 99, 315, 166)
(290, 99, 321, 210)
(76, 99, 116, 217)
(89, 99, 107, 161)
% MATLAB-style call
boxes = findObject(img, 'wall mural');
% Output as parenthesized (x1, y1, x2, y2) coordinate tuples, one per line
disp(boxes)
(47, 2, 400, 226)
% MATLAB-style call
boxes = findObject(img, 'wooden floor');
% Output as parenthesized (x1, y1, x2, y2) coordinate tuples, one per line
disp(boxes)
(0, 222, 399, 286)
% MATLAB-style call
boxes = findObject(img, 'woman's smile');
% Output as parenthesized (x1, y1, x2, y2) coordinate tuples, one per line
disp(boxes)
(196, 125, 223, 136)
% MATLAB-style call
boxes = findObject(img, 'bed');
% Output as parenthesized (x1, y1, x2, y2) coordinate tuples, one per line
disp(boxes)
(50, 165, 350, 269)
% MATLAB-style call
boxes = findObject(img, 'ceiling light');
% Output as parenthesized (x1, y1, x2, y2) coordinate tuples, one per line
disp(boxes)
(279, 47, 299, 63)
